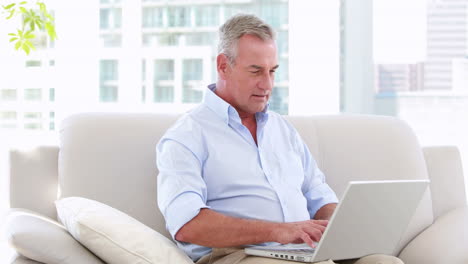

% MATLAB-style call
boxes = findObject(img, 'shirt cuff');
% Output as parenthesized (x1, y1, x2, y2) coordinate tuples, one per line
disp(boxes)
(305, 183, 339, 219)
(165, 192, 210, 240)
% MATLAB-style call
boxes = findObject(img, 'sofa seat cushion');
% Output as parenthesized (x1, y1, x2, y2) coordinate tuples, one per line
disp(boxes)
(55, 197, 193, 264)
(4, 209, 104, 264)
(399, 206, 468, 264)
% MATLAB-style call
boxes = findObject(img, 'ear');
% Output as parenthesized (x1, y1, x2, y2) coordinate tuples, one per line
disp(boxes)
(217, 53, 230, 80)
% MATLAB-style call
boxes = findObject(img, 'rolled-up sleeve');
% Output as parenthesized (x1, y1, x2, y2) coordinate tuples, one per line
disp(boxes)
(300, 141, 339, 219)
(156, 138, 210, 240)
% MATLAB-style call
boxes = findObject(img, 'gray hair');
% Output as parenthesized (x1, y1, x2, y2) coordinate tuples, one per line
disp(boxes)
(218, 14, 275, 65)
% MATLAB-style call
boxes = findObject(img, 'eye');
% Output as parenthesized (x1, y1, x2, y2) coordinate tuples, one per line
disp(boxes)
(250, 70, 260, 74)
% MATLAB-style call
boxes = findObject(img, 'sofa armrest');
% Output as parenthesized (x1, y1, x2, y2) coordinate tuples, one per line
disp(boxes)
(8, 145, 59, 220)
(398, 206, 468, 264)
(423, 146, 466, 219)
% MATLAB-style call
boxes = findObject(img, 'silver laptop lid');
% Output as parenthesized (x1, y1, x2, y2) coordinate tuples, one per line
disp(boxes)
(312, 180, 429, 262)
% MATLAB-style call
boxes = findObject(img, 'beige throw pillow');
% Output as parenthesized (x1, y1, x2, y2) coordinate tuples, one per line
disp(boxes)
(4, 209, 104, 264)
(55, 197, 193, 264)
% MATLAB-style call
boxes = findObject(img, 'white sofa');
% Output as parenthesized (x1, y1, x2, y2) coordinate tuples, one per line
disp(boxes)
(4, 113, 468, 264)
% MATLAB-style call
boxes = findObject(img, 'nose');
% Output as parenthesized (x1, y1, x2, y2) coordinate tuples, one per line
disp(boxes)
(258, 71, 274, 92)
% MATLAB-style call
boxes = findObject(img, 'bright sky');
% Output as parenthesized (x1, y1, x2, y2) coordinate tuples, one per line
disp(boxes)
(373, 0, 427, 64)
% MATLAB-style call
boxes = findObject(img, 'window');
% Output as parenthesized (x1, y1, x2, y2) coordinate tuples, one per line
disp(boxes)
(26, 60, 41, 67)
(195, 6, 219, 27)
(153, 60, 174, 103)
(182, 59, 203, 103)
(142, 7, 164, 28)
(224, 4, 251, 19)
(101, 0, 121, 3)
(0, 89, 17, 101)
(100, 8, 122, 29)
(185, 32, 216, 46)
(142, 60, 146, 102)
(24, 112, 42, 119)
(168, 7, 191, 27)
(100, 6, 122, 47)
(24, 88, 42, 101)
(0, 1, 289, 132)
(49, 88, 55, 102)
(100, 60, 119, 102)
(0, 111, 17, 129)
(340, 0, 468, 182)
(0, 112, 16, 120)
(101, 34, 122, 47)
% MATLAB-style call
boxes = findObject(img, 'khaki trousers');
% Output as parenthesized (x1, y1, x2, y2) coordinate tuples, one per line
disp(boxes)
(196, 248, 404, 264)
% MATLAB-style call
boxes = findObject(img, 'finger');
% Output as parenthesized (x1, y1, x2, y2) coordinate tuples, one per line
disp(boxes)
(300, 232, 316, 248)
(309, 223, 326, 233)
(302, 226, 323, 242)
(303, 221, 326, 233)
(312, 220, 329, 227)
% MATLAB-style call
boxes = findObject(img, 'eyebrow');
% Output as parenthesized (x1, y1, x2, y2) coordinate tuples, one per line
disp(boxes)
(248, 64, 280, 70)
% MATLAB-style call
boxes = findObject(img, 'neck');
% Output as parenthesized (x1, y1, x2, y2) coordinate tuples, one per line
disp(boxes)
(238, 111, 256, 123)
(214, 81, 256, 121)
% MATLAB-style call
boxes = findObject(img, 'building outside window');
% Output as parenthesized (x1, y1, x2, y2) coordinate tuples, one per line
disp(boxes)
(142, 7, 164, 28)
(100, 60, 119, 102)
(182, 59, 204, 103)
(1, 1, 289, 131)
(153, 59, 175, 103)
(0, 89, 17, 101)
(341, 0, 468, 185)
(195, 6, 219, 27)
(100, 8, 122, 30)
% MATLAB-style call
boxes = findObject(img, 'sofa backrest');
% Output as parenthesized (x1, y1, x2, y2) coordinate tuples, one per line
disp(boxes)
(286, 115, 433, 253)
(57, 113, 433, 253)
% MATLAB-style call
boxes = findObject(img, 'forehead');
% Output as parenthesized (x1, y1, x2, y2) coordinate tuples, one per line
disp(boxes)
(235, 34, 277, 66)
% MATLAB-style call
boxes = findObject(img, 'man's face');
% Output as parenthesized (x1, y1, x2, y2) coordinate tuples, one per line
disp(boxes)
(220, 34, 278, 116)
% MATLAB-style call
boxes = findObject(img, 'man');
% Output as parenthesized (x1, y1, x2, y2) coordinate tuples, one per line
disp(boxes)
(157, 14, 403, 264)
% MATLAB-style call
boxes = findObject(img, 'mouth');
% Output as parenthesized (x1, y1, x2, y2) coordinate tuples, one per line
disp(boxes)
(252, 95, 268, 102)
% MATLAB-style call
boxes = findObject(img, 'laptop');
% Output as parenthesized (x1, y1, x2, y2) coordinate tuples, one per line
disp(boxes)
(245, 180, 429, 263)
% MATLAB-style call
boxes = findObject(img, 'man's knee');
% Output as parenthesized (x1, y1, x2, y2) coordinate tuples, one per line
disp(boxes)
(353, 254, 404, 264)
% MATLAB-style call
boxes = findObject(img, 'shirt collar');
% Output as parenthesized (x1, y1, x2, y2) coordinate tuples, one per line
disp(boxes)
(203, 83, 269, 125)
(204, 83, 231, 124)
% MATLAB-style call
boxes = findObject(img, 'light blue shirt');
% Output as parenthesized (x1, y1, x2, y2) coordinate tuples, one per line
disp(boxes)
(156, 84, 338, 261)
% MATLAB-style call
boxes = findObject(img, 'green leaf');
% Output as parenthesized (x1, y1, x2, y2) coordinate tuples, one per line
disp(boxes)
(45, 22, 57, 40)
(30, 20, 35, 30)
(38, 2, 46, 13)
(19, 6, 27, 13)
(9, 37, 18, 42)
(25, 32, 35, 39)
(25, 40, 35, 50)
(4, 3, 16, 10)
(22, 43, 31, 55)
(6, 9, 15, 19)
(8, 33, 17, 36)
(15, 41, 21, 50)
(19, 1, 27, 5)
(35, 20, 44, 30)
(45, 13, 54, 21)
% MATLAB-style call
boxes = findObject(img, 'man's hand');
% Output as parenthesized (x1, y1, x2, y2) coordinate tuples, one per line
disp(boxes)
(273, 220, 329, 248)
(175, 209, 330, 248)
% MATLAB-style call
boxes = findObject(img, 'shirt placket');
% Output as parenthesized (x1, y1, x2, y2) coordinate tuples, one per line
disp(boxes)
(257, 122, 290, 222)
